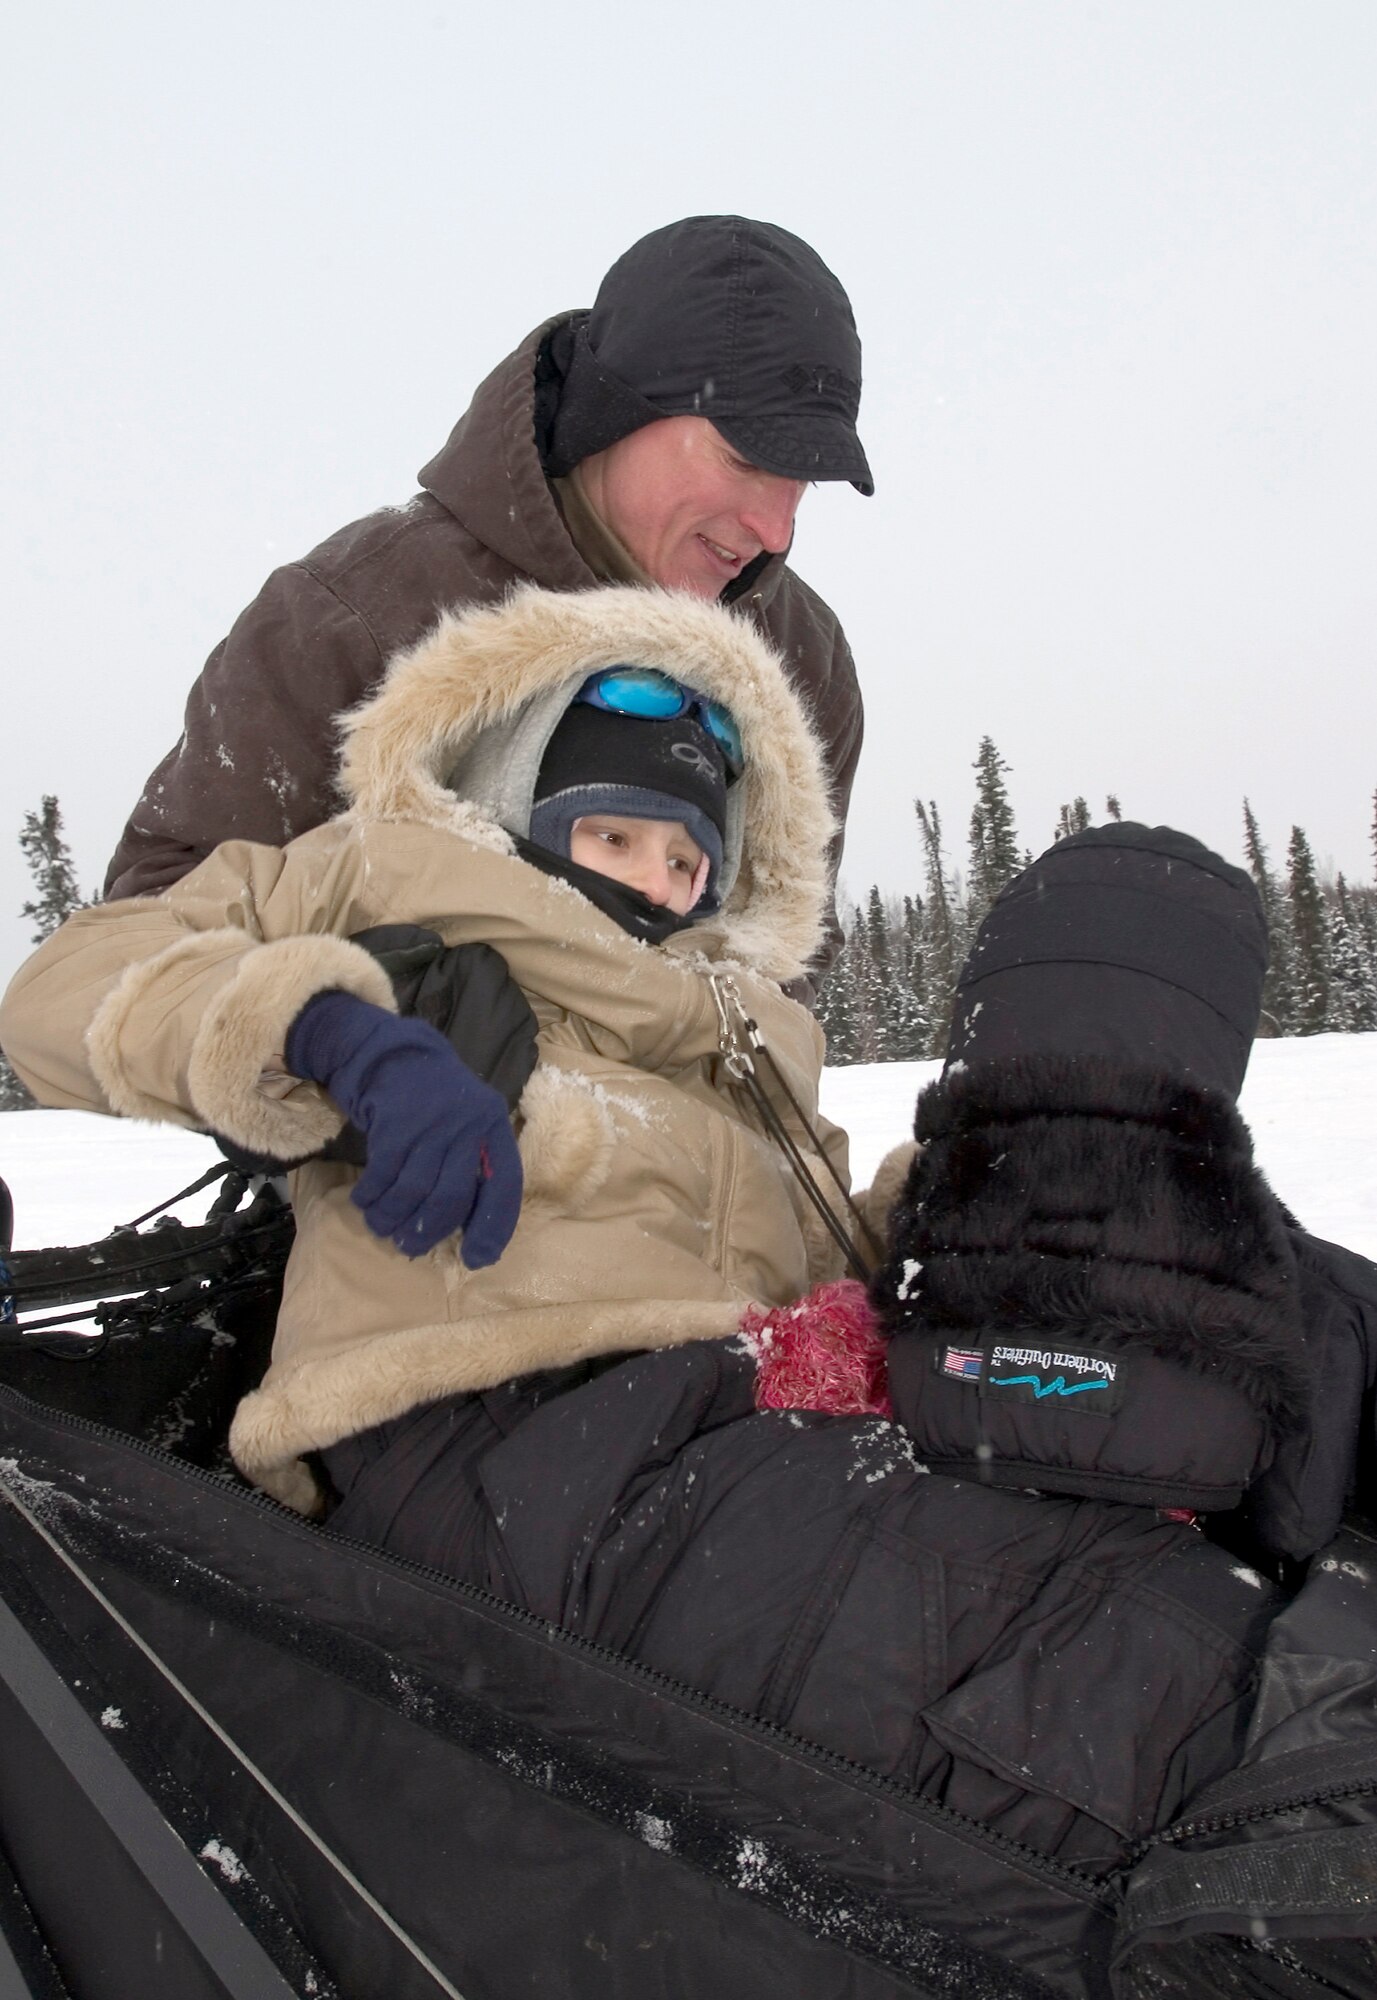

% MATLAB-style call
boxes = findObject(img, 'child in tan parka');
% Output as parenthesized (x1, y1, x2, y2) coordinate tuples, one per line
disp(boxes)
(0, 584, 860, 1515)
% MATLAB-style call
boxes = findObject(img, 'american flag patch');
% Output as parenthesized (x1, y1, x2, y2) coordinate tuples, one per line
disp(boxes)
(940, 1346, 984, 1382)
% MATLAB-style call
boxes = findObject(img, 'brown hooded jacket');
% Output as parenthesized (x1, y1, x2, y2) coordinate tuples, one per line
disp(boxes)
(104, 318, 864, 978)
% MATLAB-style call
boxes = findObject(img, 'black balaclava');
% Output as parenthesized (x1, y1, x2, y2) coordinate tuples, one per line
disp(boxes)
(525, 701, 730, 944)
(543, 215, 872, 495)
(948, 823, 1269, 1100)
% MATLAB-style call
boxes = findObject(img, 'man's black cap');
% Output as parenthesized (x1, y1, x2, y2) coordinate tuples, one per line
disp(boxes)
(546, 215, 872, 494)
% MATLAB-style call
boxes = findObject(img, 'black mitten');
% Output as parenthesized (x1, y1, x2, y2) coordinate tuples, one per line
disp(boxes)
(871, 1056, 1305, 1514)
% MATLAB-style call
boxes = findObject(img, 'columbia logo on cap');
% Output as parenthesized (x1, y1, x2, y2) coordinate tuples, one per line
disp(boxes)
(781, 363, 860, 402)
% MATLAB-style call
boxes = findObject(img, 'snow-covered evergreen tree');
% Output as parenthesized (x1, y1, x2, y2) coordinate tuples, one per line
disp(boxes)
(1329, 876, 1377, 1033)
(4, 794, 90, 1109)
(966, 737, 1020, 926)
(851, 887, 893, 1062)
(887, 895, 931, 1059)
(1054, 798, 1091, 841)
(1286, 825, 1330, 1035)
(863, 885, 890, 976)
(1354, 886, 1377, 998)
(860, 887, 927, 1060)
(20, 795, 87, 944)
(915, 800, 962, 1058)
(814, 899, 862, 1065)
(1242, 798, 1293, 1033)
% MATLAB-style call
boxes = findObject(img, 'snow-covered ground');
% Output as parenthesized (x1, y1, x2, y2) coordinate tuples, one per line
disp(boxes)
(2, 1034, 1374, 1262)
(820, 1034, 1377, 1262)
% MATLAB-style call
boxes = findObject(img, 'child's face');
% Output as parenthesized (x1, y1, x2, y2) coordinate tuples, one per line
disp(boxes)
(570, 815, 706, 916)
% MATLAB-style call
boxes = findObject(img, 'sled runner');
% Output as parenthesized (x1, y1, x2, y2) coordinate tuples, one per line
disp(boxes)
(1, 1172, 1376, 2000)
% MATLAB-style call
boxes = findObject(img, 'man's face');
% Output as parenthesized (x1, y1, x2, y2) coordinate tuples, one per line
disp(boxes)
(579, 416, 808, 598)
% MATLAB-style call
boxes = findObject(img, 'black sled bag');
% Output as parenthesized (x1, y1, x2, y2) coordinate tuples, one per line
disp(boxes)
(0, 1369, 1119, 2000)
(1109, 1530, 1377, 2000)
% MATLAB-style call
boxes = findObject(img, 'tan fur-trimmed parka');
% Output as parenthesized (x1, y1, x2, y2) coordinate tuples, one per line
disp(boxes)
(1, 587, 850, 1512)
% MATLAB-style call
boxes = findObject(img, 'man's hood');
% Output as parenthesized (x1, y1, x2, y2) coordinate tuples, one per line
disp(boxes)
(334, 584, 837, 985)
(417, 317, 792, 612)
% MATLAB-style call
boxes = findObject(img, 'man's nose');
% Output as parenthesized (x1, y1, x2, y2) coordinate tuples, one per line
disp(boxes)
(740, 475, 806, 553)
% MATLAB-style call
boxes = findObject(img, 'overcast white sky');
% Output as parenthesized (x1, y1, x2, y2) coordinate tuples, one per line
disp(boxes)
(4, 1, 1375, 989)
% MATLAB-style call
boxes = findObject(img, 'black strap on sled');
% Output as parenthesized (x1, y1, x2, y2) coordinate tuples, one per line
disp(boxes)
(0, 1170, 294, 1360)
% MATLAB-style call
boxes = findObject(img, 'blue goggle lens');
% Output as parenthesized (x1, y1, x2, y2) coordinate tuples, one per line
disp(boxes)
(590, 669, 685, 718)
(702, 706, 745, 773)
(577, 668, 744, 774)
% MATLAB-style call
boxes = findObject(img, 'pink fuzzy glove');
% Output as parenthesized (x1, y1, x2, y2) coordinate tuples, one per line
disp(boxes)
(741, 1280, 892, 1418)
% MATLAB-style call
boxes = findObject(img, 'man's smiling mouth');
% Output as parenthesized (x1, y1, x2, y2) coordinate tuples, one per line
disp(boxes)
(698, 535, 745, 568)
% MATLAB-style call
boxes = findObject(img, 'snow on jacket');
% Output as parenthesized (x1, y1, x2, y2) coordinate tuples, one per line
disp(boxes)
(101, 314, 864, 983)
(1, 587, 851, 1513)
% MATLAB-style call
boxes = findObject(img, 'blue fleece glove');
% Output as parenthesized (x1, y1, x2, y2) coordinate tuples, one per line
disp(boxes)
(285, 991, 523, 1266)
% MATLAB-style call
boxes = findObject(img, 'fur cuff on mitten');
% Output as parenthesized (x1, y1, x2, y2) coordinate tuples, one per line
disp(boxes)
(186, 935, 398, 1158)
(871, 1057, 1305, 1511)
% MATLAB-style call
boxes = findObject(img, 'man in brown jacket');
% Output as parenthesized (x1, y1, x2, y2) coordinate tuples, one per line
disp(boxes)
(104, 215, 871, 975)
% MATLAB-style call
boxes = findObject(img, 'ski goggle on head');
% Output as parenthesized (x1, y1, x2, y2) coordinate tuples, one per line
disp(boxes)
(575, 668, 744, 777)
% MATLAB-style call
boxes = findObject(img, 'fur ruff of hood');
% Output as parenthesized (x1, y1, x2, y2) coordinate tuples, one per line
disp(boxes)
(333, 584, 837, 986)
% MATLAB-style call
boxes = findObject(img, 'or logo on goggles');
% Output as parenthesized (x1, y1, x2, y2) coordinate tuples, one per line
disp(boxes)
(576, 668, 744, 776)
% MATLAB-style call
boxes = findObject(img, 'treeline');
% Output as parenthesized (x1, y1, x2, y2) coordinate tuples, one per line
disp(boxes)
(5, 778, 1377, 1109)
(818, 740, 1377, 1066)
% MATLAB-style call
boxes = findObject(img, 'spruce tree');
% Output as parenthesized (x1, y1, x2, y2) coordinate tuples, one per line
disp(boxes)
(915, 800, 962, 1058)
(863, 886, 928, 1060)
(853, 887, 892, 1061)
(1105, 794, 1123, 822)
(1242, 799, 1271, 899)
(1329, 876, 1377, 1032)
(20, 796, 87, 945)
(844, 896, 888, 1064)
(864, 885, 890, 980)
(1286, 825, 1331, 1035)
(891, 895, 932, 1059)
(966, 737, 1020, 926)
(818, 896, 906, 1067)
(814, 900, 862, 1065)
(1242, 799, 1292, 1033)
(4, 794, 89, 1109)
(1054, 798, 1091, 841)
(1355, 885, 1377, 995)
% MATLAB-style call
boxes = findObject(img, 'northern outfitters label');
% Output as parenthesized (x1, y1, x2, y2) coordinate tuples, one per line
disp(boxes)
(937, 1341, 1126, 1413)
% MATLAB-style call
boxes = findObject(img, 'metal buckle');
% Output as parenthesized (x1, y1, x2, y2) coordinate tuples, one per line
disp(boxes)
(709, 974, 756, 1082)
